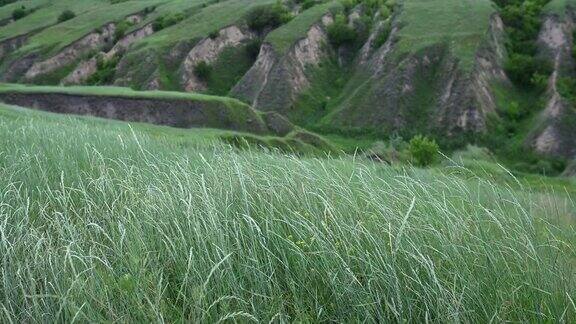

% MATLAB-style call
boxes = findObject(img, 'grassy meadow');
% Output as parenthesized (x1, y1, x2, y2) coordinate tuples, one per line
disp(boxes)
(0, 103, 575, 322)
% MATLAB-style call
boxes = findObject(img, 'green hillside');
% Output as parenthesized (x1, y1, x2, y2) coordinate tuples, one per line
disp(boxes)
(395, 0, 496, 70)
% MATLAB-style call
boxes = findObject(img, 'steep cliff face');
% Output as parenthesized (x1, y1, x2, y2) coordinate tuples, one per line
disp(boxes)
(180, 25, 254, 92)
(231, 15, 334, 114)
(437, 14, 509, 134)
(529, 11, 576, 159)
(327, 13, 508, 137)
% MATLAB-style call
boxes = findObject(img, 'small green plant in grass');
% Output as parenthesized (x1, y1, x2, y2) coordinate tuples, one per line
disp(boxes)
(58, 10, 76, 23)
(408, 134, 439, 167)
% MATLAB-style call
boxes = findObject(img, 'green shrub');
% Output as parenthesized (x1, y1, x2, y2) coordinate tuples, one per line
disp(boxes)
(58, 10, 76, 23)
(194, 61, 212, 81)
(327, 15, 357, 47)
(504, 53, 551, 90)
(11, 7, 27, 20)
(114, 20, 132, 41)
(408, 135, 439, 167)
(245, 3, 291, 32)
(379, 5, 391, 19)
(152, 13, 185, 31)
(557, 77, 576, 104)
(301, 0, 317, 10)
(86, 55, 120, 86)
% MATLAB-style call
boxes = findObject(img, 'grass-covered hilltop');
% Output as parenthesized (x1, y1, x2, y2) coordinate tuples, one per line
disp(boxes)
(0, 0, 575, 322)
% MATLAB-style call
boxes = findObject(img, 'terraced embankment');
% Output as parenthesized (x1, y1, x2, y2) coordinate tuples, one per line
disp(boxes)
(0, 85, 269, 134)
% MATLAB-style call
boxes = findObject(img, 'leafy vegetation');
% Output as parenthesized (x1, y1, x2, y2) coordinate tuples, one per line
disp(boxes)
(152, 12, 185, 31)
(497, 0, 552, 90)
(408, 134, 439, 166)
(86, 56, 121, 86)
(244, 2, 292, 32)
(11, 5, 27, 20)
(114, 19, 133, 41)
(327, 14, 357, 47)
(504, 54, 551, 90)
(57, 9, 75, 23)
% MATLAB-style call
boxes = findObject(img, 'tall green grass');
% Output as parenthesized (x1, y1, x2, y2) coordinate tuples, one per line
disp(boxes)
(0, 105, 575, 322)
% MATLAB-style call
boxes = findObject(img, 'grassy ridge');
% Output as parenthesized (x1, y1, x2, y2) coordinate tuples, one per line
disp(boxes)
(395, 0, 495, 70)
(0, 102, 575, 322)
(0, 83, 251, 106)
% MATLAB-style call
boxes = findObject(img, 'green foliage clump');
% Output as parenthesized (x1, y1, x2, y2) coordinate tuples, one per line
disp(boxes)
(408, 135, 439, 167)
(194, 61, 212, 81)
(114, 20, 133, 42)
(245, 3, 292, 32)
(57, 10, 76, 23)
(152, 13, 185, 32)
(504, 54, 551, 90)
(498, 0, 552, 89)
(558, 77, 576, 104)
(11, 6, 28, 20)
(301, 0, 317, 10)
(327, 14, 357, 47)
(86, 56, 120, 86)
